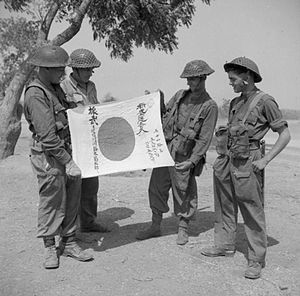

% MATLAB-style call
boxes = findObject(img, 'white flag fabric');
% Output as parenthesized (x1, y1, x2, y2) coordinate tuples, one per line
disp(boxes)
(67, 91, 174, 177)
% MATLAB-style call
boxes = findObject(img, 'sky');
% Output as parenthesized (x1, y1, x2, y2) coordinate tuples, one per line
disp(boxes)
(2, 0, 300, 109)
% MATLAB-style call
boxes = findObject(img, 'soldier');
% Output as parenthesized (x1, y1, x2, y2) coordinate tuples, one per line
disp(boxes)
(24, 45, 93, 269)
(136, 60, 218, 245)
(201, 57, 291, 279)
(61, 48, 110, 233)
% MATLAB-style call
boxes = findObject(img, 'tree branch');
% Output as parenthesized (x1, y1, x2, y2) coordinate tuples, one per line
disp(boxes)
(37, 1, 60, 43)
(52, 0, 93, 46)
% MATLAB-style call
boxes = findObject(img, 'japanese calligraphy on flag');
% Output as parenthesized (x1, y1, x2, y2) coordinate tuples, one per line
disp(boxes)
(67, 91, 174, 177)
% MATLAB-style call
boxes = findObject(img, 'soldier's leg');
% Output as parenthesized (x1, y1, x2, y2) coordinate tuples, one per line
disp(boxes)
(231, 155, 267, 279)
(79, 177, 109, 232)
(169, 167, 197, 245)
(60, 175, 93, 262)
(36, 174, 66, 238)
(61, 175, 81, 237)
(202, 155, 237, 257)
(136, 167, 171, 240)
(171, 169, 198, 219)
(80, 177, 98, 228)
(30, 149, 65, 269)
(37, 176, 65, 269)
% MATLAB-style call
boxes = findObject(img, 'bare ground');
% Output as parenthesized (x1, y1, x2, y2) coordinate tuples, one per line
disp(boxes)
(0, 120, 299, 296)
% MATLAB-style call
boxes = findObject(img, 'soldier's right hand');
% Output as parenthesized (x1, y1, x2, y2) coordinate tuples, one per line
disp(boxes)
(65, 159, 81, 179)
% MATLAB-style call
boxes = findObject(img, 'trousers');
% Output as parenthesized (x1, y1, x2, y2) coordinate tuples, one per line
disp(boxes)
(80, 177, 99, 227)
(148, 166, 197, 220)
(30, 148, 81, 238)
(213, 149, 267, 262)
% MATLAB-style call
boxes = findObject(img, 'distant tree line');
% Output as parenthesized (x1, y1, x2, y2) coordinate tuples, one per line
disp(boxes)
(281, 109, 300, 120)
(101, 92, 118, 103)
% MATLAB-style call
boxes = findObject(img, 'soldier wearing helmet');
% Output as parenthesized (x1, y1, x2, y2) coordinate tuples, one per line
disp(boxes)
(24, 45, 94, 269)
(201, 57, 291, 280)
(136, 60, 218, 245)
(61, 49, 109, 234)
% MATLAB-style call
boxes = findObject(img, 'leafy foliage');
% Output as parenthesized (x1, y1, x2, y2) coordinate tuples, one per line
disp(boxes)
(1, 0, 211, 62)
(88, 0, 204, 61)
(2, 0, 31, 11)
(0, 17, 39, 98)
(0, 0, 211, 95)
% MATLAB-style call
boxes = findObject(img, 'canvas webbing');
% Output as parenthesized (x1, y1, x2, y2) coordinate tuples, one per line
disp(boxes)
(241, 91, 266, 124)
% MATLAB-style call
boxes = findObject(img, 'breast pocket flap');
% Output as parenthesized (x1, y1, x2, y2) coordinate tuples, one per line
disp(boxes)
(234, 171, 251, 179)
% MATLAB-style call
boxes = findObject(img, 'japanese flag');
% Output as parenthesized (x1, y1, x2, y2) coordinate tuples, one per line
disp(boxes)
(67, 91, 174, 177)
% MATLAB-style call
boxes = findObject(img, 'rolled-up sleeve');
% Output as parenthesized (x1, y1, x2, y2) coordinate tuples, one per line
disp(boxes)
(264, 98, 288, 133)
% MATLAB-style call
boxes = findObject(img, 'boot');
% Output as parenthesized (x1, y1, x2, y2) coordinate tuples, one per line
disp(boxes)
(43, 237, 59, 269)
(201, 245, 236, 257)
(244, 260, 265, 279)
(136, 211, 162, 240)
(60, 236, 93, 262)
(176, 217, 189, 245)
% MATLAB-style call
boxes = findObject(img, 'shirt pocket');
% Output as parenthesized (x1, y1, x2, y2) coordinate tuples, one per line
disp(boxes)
(233, 171, 251, 179)
(30, 149, 64, 176)
(189, 114, 204, 134)
(245, 112, 258, 127)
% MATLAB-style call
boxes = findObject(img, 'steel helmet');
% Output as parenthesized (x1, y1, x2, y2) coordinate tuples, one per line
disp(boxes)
(224, 57, 262, 83)
(28, 45, 69, 67)
(180, 60, 214, 78)
(68, 48, 101, 68)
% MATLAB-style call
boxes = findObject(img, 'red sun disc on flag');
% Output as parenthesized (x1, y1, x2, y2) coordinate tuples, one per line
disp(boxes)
(98, 117, 135, 161)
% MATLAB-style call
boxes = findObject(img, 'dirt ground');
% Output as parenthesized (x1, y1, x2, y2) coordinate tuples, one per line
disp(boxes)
(0, 119, 300, 296)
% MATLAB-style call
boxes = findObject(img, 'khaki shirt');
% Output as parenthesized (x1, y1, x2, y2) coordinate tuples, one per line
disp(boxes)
(24, 79, 72, 165)
(164, 89, 218, 165)
(61, 74, 99, 106)
(229, 90, 288, 140)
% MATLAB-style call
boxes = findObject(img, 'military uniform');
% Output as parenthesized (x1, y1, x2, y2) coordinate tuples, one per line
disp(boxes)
(150, 89, 218, 219)
(61, 74, 100, 230)
(61, 48, 109, 233)
(202, 56, 290, 279)
(213, 89, 288, 262)
(137, 60, 218, 244)
(25, 79, 81, 238)
(25, 45, 93, 269)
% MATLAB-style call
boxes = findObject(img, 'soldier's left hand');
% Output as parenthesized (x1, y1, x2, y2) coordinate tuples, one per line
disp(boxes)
(175, 160, 194, 171)
(252, 158, 268, 172)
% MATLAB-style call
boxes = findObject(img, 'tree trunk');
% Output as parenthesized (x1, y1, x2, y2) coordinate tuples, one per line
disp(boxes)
(0, 65, 33, 159)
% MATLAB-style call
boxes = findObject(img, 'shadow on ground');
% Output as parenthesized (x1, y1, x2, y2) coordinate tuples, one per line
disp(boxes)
(77, 206, 279, 258)
(77, 206, 215, 252)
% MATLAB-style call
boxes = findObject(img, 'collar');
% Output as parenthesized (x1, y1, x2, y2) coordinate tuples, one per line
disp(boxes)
(69, 73, 91, 90)
(36, 77, 57, 94)
(241, 87, 259, 101)
(188, 88, 208, 104)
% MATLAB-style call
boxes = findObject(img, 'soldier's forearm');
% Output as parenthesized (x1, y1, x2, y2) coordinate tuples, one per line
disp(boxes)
(264, 128, 291, 164)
